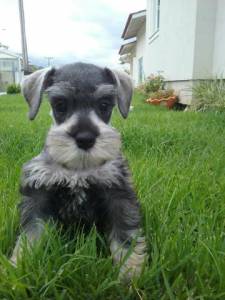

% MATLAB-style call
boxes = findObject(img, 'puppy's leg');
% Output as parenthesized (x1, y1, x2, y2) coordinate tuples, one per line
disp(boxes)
(11, 188, 51, 265)
(110, 231, 147, 280)
(11, 220, 45, 265)
(105, 185, 148, 280)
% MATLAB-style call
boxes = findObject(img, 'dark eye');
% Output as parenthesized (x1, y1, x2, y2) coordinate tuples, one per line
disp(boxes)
(99, 102, 109, 113)
(54, 101, 67, 114)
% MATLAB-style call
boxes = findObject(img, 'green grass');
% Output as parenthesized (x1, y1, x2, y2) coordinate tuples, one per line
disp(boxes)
(1, 92, 225, 299)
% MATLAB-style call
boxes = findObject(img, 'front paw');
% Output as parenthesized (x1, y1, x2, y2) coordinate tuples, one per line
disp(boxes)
(10, 254, 18, 267)
(111, 236, 148, 281)
(119, 237, 148, 281)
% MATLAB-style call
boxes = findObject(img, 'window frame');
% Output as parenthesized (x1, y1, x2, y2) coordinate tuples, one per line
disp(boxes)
(138, 56, 144, 84)
(149, 0, 160, 40)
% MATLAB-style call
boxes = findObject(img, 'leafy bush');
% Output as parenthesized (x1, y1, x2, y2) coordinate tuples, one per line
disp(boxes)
(193, 78, 225, 111)
(148, 89, 174, 99)
(144, 74, 165, 94)
(137, 73, 176, 102)
(7, 83, 21, 94)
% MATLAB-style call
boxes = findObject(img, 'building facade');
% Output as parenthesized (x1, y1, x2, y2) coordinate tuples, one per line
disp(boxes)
(0, 46, 24, 92)
(119, 0, 225, 105)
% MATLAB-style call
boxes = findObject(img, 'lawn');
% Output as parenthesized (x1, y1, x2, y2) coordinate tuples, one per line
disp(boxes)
(1, 92, 225, 299)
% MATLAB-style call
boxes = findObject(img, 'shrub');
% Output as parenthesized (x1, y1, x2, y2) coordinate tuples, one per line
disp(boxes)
(144, 74, 165, 94)
(137, 73, 176, 103)
(7, 84, 21, 94)
(193, 78, 225, 111)
(148, 89, 174, 99)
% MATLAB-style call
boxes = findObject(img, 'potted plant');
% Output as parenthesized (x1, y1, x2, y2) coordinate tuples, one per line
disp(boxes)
(145, 87, 178, 109)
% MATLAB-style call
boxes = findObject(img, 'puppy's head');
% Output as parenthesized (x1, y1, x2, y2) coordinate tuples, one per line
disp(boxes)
(22, 62, 133, 170)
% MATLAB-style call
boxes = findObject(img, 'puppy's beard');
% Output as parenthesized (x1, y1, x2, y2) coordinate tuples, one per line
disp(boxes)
(45, 112, 121, 170)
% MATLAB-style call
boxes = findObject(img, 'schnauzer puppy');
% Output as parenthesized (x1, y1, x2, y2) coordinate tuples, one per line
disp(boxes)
(11, 62, 147, 280)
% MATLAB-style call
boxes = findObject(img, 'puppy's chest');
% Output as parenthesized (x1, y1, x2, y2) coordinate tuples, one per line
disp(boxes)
(51, 185, 104, 225)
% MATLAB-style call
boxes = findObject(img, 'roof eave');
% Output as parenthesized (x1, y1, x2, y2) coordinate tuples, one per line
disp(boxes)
(119, 40, 136, 55)
(121, 9, 146, 40)
(0, 49, 22, 59)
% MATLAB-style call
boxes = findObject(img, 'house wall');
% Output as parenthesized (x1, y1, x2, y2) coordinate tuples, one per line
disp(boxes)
(132, 56, 137, 85)
(213, 0, 225, 77)
(15, 58, 24, 84)
(0, 52, 14, 59)
(145, 0, 197, 81)
(127, 47, 136, 84)
(144, 0, 221, 81)
(193, 0, 217, 79)
(0, 51, 24, 91)
(132, 24, 146, 86)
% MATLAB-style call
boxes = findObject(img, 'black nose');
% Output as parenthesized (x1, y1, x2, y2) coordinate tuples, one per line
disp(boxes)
(75, 131, 96, 150)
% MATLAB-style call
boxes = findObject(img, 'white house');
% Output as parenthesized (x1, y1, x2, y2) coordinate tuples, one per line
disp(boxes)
(0, 45, 24, 92)
(119, 10, 146, 86)
(119, 0, 225, 105)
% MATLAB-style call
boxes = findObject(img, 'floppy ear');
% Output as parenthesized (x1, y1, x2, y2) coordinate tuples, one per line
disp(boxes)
(22, 67, 55, 120)
(105, 68, 133, 118)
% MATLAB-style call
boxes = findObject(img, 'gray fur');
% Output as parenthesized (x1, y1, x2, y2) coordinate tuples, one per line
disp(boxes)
(45, 111, 121, 170)
(22, 152, 125, 190)
(110, 234, 147, 279)
(106, 69, 133, 118)
(46, 81, 77, 100)
(22, 67, 52, 120)
(22, 63, 133, 120)
(12, 62, 147, 281)
(11, 220, 45, 265)
(93, 84, 116, 99)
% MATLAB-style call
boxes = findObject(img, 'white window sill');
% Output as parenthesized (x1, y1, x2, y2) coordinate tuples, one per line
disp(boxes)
(148, 30, 159, 44)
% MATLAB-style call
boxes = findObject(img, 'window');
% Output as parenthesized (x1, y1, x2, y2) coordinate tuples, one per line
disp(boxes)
(151, 0, 160, 35)
(1, 60, 14, 71)
(138, 57, 144, 84)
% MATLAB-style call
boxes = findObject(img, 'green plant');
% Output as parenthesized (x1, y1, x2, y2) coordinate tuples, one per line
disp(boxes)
(6, 83, 21, 94)
(144, 74, 165, 94)
(193, 78, 225, 111)
(148, 89, 174, 99)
